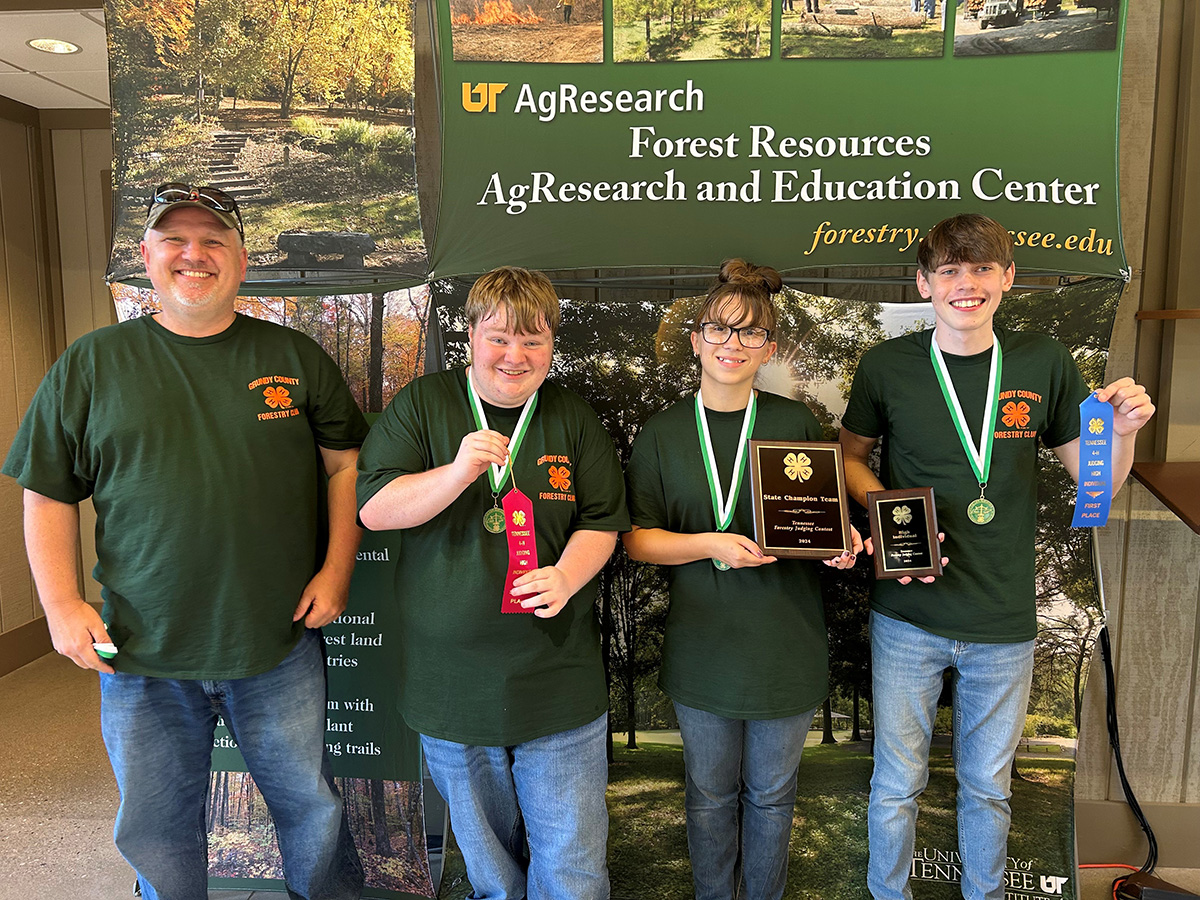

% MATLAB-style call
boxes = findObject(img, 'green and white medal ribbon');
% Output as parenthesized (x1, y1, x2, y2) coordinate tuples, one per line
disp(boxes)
(930, 333, 1003, 525)
(695, 390, 757, 569)
(467, 368, 539, 534)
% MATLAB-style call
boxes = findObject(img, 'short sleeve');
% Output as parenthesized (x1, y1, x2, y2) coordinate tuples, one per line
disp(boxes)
(568, 404, 630, 533)
(625, 421, 668, 530)
(1, 350, 94, 503)
(841, 349, 885, 439)
(355, 380, 430, 513)
(306, 339, 369, 450)
(1040, 339, 1090, 449)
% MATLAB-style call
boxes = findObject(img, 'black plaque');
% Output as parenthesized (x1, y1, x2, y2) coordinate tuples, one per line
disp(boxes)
(866, 487, 943, 580)
(748, 440, 851, 560)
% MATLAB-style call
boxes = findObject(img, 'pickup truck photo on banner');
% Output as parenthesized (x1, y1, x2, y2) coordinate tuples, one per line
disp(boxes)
(431, 1, 1125, 279)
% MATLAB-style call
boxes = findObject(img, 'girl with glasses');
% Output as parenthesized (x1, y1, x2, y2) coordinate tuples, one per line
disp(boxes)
(623, 258, 862, 900)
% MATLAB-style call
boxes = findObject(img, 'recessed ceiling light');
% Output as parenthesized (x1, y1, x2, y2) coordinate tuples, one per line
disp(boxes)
(27, 38, 81, 54)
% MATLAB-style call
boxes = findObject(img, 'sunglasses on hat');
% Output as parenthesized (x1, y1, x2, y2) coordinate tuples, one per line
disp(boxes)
(147, 183, 244, 237)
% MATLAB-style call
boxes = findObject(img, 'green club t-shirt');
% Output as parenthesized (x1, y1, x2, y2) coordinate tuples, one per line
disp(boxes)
(842, 328, 1088, 643)
(356, 368, 629, 746)
(626, 391, 829, 718)
(2, 313, 369, 678)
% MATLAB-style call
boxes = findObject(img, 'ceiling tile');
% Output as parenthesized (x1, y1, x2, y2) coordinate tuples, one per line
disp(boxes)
(0, 71, 107, 109)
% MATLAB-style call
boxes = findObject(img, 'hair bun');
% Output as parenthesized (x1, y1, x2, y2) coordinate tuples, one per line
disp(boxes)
(718, 258, 782, 294)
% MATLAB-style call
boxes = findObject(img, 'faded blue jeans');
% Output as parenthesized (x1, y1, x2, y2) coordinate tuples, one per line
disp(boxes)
(867, 612, 1034, 900)
(674, 701, 818, 900)
(99, 628, 363, 900)
(420, 712, 610, 900)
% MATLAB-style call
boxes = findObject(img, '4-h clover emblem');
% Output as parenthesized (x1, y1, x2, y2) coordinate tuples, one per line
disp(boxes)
(892, 505, 913, 526)
(548, 465, 571, 491)
(783, 452, 812, 482)
(1088, 417, 1105, 435)
(263, 386, 292, 409)
(1002, 400, 1030, 428)
(511, 510, 527, 526)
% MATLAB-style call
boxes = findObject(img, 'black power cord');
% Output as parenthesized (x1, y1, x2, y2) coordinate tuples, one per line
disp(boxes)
(1097, 624, 1158, 898)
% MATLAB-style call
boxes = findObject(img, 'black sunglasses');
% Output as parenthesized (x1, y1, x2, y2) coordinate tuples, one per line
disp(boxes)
(150, 183, 244, 236)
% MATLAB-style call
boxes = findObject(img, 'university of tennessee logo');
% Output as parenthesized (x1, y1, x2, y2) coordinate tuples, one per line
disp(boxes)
(1001, 400, 1030, 428)
(249, 374, 301, 421)
(462, 82, 507, 113)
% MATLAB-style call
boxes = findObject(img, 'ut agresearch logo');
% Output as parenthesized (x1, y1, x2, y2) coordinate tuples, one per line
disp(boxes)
(462, 82, 508, 112)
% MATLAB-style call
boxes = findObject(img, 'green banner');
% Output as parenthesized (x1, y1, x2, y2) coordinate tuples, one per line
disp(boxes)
(430, 1, 1125, 278)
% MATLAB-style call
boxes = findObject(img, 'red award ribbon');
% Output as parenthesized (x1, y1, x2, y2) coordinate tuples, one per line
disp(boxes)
(500, 488, 538, 613)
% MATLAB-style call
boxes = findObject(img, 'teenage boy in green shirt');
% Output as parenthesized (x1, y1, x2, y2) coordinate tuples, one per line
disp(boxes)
(357, 266, 628, 900)
(839, 213, 1154, 900)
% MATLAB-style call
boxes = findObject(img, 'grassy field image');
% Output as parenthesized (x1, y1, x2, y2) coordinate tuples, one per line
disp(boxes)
(614, 0, 772, 61)
(781, 0, 944, 58)
(449, 0, 603, 61)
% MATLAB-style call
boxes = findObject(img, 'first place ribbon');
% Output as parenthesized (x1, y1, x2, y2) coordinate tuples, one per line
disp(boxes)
(1071, 391, 1114, 528)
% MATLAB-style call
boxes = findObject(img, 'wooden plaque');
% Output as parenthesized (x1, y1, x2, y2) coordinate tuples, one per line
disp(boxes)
(748, 440, 851, 560)
(866, 487, 943, 580)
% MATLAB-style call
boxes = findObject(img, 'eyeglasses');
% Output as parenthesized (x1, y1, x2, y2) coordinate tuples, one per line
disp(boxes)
(698, 322, 772, 349)
(149, 183, 244, 236)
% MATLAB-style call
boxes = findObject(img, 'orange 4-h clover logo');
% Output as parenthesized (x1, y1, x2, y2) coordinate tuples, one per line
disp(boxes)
(783, 452, 812, 482)
(1089, 417, 1105, 435)
(1002, 400, 1030, 428)
(263, 386, 293, 409)
(548, 465, 571, 491)
(512, 510, 527, 526)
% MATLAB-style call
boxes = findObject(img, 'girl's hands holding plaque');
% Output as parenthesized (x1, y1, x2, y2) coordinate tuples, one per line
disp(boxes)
(823, 526, 864, 569)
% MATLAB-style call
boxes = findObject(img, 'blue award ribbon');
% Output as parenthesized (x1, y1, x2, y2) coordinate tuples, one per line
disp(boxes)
(1071, 391, 1114, 527)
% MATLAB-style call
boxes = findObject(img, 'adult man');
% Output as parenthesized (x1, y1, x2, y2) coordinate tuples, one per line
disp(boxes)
(839, 214, 1153, 900)
(3, 184, 367, 900)
(357, 266, 628, 900)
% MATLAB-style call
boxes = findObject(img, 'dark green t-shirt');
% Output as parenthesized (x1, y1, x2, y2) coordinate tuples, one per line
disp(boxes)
(2, 313, 369, 678)
(842, 328, 1088, 642)
(626, 391, 829, 718)
(356, 368, 629, 746)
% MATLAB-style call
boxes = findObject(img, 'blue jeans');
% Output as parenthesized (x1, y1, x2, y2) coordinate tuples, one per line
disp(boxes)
(867, 613, 1034, 900)
(674, 702, 818, 900)
(420, 713, 609, 900)
(99, 629, 363, 900)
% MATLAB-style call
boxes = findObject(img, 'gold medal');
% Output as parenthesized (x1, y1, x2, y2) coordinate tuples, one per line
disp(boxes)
(967, 497, 996, 525)
(483, 507, 506, 534)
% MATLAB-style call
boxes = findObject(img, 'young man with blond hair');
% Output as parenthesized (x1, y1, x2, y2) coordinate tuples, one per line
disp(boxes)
(839, 213, 1154, 900)
(357, 266, 628, 900)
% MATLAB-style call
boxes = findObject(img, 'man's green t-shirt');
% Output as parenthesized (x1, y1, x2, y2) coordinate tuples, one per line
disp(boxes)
(626, 391, 829, 718)
(842, 328, 1088, 643)
(356, 368, 629, 746)
(2, 314, 369, 679)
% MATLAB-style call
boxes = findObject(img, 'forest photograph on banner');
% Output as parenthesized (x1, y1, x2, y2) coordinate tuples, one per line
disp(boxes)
(104, 0, 423, 287)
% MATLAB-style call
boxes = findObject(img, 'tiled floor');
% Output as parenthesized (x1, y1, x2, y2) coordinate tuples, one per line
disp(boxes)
(2, 651, 1197, 900)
